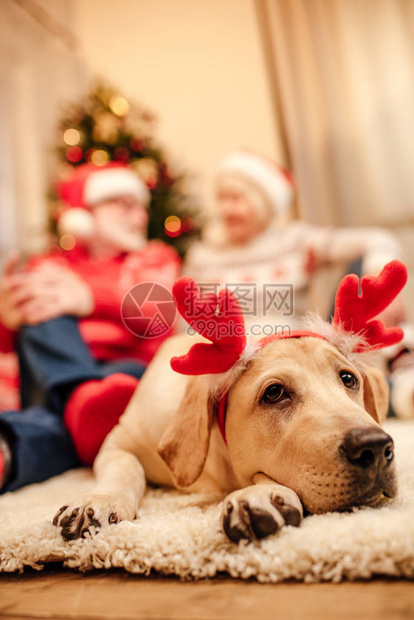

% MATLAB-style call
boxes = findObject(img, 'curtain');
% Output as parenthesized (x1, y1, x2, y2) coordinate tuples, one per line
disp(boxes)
(258, 0, 414, 228)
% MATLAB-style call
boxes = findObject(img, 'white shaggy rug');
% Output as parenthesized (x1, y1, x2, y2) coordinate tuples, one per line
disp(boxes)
(1, 420, 414, 583)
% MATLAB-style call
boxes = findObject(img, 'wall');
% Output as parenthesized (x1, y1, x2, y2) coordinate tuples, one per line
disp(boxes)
(0, 0, 86, 259)
(73, 0, 284, 210)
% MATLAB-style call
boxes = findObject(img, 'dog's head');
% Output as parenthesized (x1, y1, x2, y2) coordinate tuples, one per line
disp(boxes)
(158, 336, 395, 513)
(158, 262, 407, 514)
(224, 336, 395, 513)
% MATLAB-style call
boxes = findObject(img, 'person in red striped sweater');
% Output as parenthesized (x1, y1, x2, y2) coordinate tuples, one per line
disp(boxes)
(0, 163, 180, 492)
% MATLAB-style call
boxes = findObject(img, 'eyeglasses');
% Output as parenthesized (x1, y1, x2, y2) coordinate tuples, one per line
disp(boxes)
(111, 197, 148, 211)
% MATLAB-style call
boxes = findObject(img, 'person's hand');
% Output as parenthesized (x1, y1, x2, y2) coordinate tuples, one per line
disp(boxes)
(0, 254, 27, 330)
(18, 261, 94, 325)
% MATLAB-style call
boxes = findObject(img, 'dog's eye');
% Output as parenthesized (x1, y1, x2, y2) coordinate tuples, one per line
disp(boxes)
(262, 384, 289, 405)
(340, 371, 359, 390)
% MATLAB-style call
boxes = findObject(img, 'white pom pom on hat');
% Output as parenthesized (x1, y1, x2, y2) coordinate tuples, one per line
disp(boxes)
(58, 208, 96, 239)
(56, 162, 150, 238)
(216, 150, 294, 215)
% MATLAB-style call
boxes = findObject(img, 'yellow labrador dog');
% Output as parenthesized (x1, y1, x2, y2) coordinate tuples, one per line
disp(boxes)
(53, 262, 406, 542)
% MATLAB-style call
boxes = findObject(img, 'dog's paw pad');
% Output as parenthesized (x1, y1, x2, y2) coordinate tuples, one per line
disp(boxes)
(52, 494, 135, 540)
(223, 498, 279, 543)
(54, 503, 102, 541)
(248, 505, 280, 539)
(222, 486, 302, 543)
(52, 505, 68, 526)
(271, 494, 302, 527)
(223, 501, 250, 543)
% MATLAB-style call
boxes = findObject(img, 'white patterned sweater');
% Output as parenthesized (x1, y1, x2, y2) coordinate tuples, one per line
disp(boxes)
(184, 222, 401, 337)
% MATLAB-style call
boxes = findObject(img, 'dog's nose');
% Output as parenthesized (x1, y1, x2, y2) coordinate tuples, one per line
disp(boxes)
(340, 428, 394, 470)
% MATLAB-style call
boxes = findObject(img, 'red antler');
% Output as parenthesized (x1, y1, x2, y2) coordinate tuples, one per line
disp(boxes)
(333, 260, 407, 351)
(170, 277, 246, 375)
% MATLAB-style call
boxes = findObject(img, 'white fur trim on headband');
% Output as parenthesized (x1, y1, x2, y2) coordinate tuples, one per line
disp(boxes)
(217, 152, 293, 215)
(84, 168, 150, 206)
(301, 313, 368, 362)
(208, 341, 260, 400)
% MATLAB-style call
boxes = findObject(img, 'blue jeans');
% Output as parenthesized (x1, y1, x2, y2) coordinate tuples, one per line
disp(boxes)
(0, 316, 146, 493)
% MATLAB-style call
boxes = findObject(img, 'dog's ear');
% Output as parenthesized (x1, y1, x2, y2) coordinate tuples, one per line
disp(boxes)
(361, 363, 389, 424)
(157, 375, 214, 488)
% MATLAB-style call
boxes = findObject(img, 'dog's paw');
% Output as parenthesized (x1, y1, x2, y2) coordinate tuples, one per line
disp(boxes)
(222, 484, 302, 543)
(52, 494, 137, 541)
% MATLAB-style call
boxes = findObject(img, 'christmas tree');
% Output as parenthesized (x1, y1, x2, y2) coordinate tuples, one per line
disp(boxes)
(50, 81, 199, 256)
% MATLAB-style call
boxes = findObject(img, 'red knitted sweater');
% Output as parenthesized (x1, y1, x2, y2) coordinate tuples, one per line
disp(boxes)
(0, 241, 180, 364)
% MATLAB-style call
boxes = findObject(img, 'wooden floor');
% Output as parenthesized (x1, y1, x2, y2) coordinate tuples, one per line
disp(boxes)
(0, 569, 414, 620)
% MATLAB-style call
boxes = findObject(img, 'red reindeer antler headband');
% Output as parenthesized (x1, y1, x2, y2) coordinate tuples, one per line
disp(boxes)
(170, 277, 246, 375)
(332, 260, 407, 351)
(170, 260, 407, 441)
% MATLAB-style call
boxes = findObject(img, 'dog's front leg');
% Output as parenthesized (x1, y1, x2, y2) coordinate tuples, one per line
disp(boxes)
(221, 474, 303, 543)
(53, 441, 146, 541)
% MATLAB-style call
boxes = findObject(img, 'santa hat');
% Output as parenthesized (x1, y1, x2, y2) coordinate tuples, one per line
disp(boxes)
(216, 150, 294, 216)
(57, 162, 150, 238)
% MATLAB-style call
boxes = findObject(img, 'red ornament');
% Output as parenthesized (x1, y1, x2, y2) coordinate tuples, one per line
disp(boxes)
(114, 147, 130, 162)
(180, 218, 194, 233)
(130, 138, 145, 152)
(165, 228, 181, 238)
(146, 176, 157, 190)
(66, 146, 83, 163)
